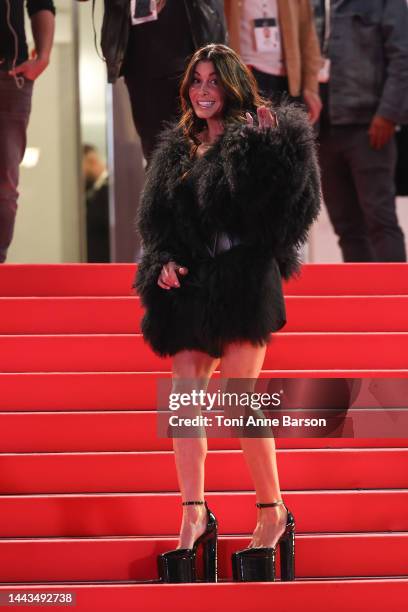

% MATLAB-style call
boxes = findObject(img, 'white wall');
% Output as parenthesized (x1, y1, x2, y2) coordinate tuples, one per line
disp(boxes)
(78, 0, 107, 156)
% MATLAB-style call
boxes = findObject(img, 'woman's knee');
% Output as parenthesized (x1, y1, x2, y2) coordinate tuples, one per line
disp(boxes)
(220, 341, 267, 379)
(172, 349, 220, 379)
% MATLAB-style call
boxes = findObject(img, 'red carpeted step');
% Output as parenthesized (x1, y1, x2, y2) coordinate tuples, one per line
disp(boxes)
(1, 296, 408, 334)
(1, 410, 406, 453)
(0, 449, 407, 494)
(1, 371, 407, 412)
(0, 410, 406, 452)
(0, 264, 136, 297)
(0, 263, 407, 599)
(0, 333, 407, 372)
(0, 579, 407, 612)
(285, 296, 408, 332)
(0, 533, 406, 582)
(284, 263, 408, 296)
(0, 490, 407, 537)
(1, 263, 407, 297)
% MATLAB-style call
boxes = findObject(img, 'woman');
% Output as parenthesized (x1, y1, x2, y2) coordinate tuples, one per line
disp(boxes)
(134, 44, 321, 583)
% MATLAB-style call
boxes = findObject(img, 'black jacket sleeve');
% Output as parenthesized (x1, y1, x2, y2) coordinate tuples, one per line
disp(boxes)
(27, 1, 56, 17)
(220, 102, 322, 278)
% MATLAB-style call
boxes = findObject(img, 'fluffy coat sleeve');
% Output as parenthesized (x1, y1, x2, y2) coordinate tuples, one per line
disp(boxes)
(220, 102, 322, 277)
(133, 126, 186, 296)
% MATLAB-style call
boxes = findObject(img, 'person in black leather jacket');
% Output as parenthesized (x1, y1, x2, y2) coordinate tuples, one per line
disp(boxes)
(77, 0, 227, 161)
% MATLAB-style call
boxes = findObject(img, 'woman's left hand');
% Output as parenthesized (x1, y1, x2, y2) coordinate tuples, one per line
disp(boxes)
(245, 106, 278, 130)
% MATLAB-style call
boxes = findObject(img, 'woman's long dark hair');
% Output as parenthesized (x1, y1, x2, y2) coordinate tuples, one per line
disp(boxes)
(178, 44, 270, 144)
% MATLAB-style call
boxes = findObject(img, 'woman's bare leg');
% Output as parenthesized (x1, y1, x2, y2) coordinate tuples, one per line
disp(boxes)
(171, 349, 219, 549)
(220, 340, 287, 549)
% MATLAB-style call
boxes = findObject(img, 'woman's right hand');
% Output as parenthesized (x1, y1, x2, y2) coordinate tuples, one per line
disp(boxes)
(245, 106, 278, 130)
(158, 261, 189, 290)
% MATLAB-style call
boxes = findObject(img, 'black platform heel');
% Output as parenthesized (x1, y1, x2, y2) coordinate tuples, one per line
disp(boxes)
(231, 499, 295, 582)
(157, 500, 218, 583)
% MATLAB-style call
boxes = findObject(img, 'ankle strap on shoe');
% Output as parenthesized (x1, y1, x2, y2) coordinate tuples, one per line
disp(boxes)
(256, 500, 284, 508)
(182, 500, 205, 505)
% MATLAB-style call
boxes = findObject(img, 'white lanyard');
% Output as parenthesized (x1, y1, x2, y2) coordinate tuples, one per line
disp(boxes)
(261, 0, 274, 19)
(262, 1, 269, 17)
(323, 0, 331, 56)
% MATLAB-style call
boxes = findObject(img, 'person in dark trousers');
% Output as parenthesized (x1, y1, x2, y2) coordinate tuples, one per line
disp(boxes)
(311, 0, 408, 262)
(0, 0, 55, 263)
(395, 124, 408, 197)
(77, 0, 227, 163)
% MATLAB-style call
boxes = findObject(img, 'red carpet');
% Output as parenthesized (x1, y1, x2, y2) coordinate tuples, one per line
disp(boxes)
(0, 263, 407, 611)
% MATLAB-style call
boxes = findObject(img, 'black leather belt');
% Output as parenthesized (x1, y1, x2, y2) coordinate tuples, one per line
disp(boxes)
(206, 231, 242, 258)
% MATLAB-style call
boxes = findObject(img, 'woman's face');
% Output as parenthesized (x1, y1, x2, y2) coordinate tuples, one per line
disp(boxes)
(189, 60, 225, 121)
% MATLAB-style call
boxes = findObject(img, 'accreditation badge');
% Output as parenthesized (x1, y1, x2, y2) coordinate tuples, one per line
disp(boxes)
(253, 17, 281, 53)
(130, 0, 158, 25)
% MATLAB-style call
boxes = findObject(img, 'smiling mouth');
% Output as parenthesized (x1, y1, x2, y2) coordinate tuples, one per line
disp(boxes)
(197, 101, 216, 108)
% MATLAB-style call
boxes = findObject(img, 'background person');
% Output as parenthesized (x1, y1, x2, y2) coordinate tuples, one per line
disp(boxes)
(311, 0, 408, 261)
(82, 144, 110, 262)
(224, 0, 322, 123)
(0, 0, 55, 263)
(77, 0, 227, 163)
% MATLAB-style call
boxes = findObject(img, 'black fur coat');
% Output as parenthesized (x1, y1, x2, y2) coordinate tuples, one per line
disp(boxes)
(134, 102, 321, 358)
